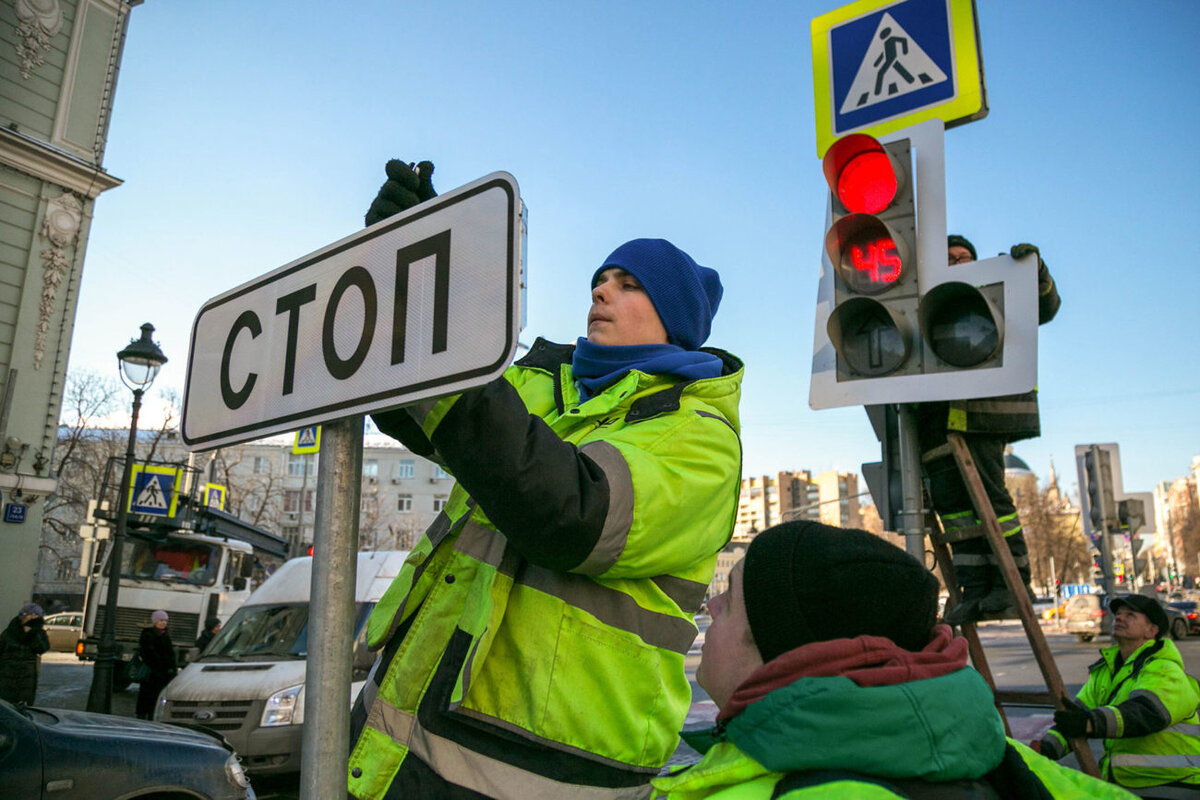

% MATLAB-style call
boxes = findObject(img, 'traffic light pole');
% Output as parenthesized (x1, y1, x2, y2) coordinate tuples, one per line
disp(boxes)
(896, 404, 928, 561)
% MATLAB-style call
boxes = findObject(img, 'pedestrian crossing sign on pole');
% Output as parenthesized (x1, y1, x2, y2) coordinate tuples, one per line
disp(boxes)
(811, 0, 986, 156)
(203, 483, 227, 511)
(128, 464, 183, 517)
(293, 426, 321, 454)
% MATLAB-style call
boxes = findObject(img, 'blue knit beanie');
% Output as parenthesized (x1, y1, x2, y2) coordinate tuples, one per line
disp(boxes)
(592, 239, 723, 351)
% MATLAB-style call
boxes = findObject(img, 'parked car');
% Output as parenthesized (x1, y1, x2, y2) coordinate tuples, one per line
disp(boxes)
(1062, 592, 1109, 643)
(0, 698, 254, 799)
(1163, 604, 1191, 640)
(1168, 601, 1200, 636)
(41, 611, 83, 653)
(1064, 592, 1186, 643)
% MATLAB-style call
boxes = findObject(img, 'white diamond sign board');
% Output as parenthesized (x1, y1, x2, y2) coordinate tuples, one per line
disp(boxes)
(182, 172, 523, 451)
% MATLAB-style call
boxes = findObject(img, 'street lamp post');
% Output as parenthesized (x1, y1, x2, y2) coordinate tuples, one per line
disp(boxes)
(86, 323, 168, 714)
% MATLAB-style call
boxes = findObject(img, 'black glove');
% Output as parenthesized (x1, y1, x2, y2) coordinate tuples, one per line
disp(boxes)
(1010, 242, 1040, 261)
(1053, 696, 1093, 738)
(25, 616, 44, 629)
(365, 160, 437, 226)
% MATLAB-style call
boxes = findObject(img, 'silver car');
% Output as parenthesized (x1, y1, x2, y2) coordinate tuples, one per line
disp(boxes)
(41, 612, 83, 653)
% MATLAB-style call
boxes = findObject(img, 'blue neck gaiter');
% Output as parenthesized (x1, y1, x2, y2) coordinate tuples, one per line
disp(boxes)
(571, 338, 724, 400)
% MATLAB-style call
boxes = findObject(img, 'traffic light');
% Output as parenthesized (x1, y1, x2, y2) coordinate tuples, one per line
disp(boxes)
(1083, 446, 1116, 534)
(823, 132, 918, 380)
(809, 120, 1033, 411)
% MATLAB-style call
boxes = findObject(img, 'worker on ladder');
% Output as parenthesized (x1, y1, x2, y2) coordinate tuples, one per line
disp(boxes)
(925, 235, 1061, 626)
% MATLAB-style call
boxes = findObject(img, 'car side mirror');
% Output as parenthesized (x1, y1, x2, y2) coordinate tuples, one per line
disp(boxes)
(240, 559, 255, 578)
(232, 577, 246, 591)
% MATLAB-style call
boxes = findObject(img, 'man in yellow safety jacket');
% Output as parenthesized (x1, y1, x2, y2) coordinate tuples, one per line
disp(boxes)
(1039, 594, 1200, 798)
(348, 160, 743, 799)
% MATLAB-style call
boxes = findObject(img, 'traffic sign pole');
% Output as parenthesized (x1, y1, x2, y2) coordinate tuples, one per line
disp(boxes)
(300, 415, 363, 800)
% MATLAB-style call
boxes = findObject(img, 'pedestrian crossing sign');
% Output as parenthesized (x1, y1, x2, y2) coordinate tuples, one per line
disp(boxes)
(203, 482, 227, 511)
(128, 464, 183, 517)
(811, 0, 986, 156)
(293, 425, 320, 454)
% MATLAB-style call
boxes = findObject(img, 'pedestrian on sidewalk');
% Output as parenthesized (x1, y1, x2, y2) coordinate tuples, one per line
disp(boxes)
(654, 521, 1134, 798)
(135, 609, 177, 719)
(0, 602, 50, 705)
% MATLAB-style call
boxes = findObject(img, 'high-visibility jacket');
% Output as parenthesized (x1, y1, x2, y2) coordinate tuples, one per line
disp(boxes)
(652, 665, 1134, 799)
(1044, 637, 1200, 791)
(348, 338, 743, 800)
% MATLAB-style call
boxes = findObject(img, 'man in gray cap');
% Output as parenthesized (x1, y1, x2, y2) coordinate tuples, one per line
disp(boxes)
(1038, 594, 1200, 797)
(0, 602, 49, 704)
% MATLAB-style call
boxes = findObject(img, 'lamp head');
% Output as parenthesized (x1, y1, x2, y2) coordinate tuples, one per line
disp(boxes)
(118, 323, 168, 390)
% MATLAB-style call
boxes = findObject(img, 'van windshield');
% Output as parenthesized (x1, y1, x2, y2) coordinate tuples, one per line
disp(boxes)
(119, 538, 219, 585)
(202, 602, 372, 660)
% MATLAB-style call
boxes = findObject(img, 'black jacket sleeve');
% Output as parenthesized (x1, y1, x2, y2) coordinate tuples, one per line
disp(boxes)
(425, 377, 610, 571)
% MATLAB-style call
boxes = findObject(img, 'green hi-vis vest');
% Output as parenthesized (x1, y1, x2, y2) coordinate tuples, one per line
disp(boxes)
(349, 342, 743, 800)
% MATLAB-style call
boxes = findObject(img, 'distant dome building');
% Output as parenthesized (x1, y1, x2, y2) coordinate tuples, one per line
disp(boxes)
(1004, 447, 1039, 507)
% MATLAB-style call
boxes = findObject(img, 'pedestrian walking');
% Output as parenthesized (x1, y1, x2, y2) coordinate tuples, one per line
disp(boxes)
(0, 602, 50, 705)
(135, 609, 177, 719)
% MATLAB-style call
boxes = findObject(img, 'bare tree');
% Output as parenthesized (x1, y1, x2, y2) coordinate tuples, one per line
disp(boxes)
(1019, 481, 1092, 593)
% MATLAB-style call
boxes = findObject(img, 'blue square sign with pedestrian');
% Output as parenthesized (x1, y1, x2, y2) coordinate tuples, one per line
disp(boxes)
(829, 0, 956, 135)
(130, 471, 175, 516)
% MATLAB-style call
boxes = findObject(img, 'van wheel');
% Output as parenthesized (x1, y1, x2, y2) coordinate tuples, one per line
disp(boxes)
(1076, 634, 1094, 643)
(1172, 619, 1188, 640)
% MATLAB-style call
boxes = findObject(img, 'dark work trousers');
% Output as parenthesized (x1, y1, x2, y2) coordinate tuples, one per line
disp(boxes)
(921, 433, 1030, 598)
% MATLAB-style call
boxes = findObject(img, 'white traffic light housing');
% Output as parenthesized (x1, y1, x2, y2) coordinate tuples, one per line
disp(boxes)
(809, 119, 1040, 410)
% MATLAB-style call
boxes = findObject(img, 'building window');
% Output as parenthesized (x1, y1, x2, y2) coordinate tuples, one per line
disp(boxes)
(253, 456, 271, 474)
(397, 495, 412, 513)
(433, 496, 448, 512)
(288, 453, 315, 477)
(395, 460, 415, 480)
(434, 465, 452, 480)
(284, 491, 300, 513)
(363, 459, 379, 478)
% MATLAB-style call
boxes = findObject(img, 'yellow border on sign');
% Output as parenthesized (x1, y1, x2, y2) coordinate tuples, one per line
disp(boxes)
(811, 0, 984, 157)
(127, 463, 183, 517)
(203, 483, 227, 511)
(293, 425, 321, 454)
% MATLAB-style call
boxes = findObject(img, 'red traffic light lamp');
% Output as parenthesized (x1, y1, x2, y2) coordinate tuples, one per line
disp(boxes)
(822, 133, 902, 214)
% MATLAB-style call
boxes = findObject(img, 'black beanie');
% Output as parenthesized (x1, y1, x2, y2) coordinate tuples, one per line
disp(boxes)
(741, 521, 939, 661)
(947, 234, 977, 261)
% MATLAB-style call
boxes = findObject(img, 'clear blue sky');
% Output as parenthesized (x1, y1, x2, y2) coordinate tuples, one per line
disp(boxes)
(72, 0, 1200, 502)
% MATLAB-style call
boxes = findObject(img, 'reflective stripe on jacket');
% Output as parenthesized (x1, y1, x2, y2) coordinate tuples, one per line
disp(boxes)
(348, 338, 743, 800)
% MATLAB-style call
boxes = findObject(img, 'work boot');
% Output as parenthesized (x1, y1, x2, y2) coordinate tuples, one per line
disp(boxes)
(979, 583, 1036, 617)
(943, 586, 988, 626)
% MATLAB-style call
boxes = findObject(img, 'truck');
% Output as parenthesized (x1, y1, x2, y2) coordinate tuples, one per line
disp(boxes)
(155, 550, 409, 775)
(78, 486, 289, 688)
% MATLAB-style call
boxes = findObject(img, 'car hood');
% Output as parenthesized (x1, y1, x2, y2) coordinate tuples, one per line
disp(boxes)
(32, 705, 233, 751)
(168, 659, 308, 700)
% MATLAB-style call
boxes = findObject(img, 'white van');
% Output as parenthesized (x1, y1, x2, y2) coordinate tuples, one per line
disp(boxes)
(154, 550, 408, 775)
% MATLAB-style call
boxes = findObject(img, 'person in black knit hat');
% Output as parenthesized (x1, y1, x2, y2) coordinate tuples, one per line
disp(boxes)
(653, 521, 1132, 799)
